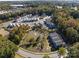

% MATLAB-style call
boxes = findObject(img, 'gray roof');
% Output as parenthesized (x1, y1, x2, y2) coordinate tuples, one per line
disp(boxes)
(49, 32, 63, 46)
(45, 21, 55, 26)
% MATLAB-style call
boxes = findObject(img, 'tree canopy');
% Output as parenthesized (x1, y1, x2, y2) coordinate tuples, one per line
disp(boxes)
(68, 43, 79, 58)
(0, 36, 18, 58)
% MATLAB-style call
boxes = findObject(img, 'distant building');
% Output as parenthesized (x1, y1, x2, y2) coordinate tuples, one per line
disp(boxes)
(44, 21, 56, 29)
(71, 7, 78, 10)
(48, 32, 65, 49)
(56, 6, 62, 9)
(0, 10, 12, 14)
(16, 14, 38, 22)
(8, 15, 52, 29)
(10, 4, 24, 8)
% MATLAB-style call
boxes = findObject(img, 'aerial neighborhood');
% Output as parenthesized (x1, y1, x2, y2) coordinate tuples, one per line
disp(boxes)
(0, 0, 79, 58)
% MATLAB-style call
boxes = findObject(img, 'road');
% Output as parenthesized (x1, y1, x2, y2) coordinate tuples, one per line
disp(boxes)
(16, 48, 59, 58)
(0, 20, 13, 28)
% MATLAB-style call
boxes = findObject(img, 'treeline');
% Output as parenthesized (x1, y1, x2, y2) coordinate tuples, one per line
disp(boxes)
(68, 42, 79, 58)
(53, 8, 79, 44)
(0, 10, 25, 21)
(0, 3, 12, 10)
(70, 11, 79, 19)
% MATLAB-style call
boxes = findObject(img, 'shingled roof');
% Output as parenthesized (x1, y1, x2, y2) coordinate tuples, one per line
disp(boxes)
(49, 32, 64, 48)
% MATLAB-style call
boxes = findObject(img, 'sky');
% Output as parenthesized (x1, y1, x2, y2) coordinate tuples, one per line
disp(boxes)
(0, 0, 78, 1)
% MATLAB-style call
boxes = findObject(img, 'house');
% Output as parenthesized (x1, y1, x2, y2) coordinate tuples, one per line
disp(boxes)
(44, 21, 56, 29)
(10, 4, 24, 8)
(56, 6, 62, 9)
(16, 15, 38, 23)
(48, 32, 65, 49)
(71, 7, 78, 10)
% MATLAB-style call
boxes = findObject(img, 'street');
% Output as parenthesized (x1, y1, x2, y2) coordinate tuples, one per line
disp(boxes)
(16, 48, 59, 58)
(0, 20, 13, 28)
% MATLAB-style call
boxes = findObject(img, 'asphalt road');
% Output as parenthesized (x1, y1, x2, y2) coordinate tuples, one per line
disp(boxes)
(16, 48, 59, 58)
(0, 20, 13, 28)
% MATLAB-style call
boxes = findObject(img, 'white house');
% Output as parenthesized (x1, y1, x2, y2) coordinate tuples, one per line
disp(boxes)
(56, 6, 62, 9)
(71, 7, 78, 10)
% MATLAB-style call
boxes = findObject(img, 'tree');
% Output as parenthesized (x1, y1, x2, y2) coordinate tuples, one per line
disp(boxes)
(41, 36, 51, 52)
(68, 43, 79, 58)
(70, 11, 79, 19)
(0, 3, 11, 10)
(9, 25, 30, 45)
(57, 19, 67, 32)
(13, 34, 21, 45)
(58, 47, 66, 58)
(75, 24, 79, 33)
(65, 27, 79, 44)
(67, 19, 77, 28)
(0, 36, 18, 58)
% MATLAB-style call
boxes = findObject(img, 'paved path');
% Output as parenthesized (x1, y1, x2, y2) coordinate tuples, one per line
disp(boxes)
(16, 48, 59, 58)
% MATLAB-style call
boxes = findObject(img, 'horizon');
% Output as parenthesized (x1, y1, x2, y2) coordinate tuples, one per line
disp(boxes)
(0, 0, 79, 2)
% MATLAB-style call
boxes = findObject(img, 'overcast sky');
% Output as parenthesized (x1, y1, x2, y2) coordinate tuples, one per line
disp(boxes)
(0, 0, 78, 1)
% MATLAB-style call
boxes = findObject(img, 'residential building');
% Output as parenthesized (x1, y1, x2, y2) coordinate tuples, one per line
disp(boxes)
(44, 21, 56, 29)
(48, 32, 65, 49)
